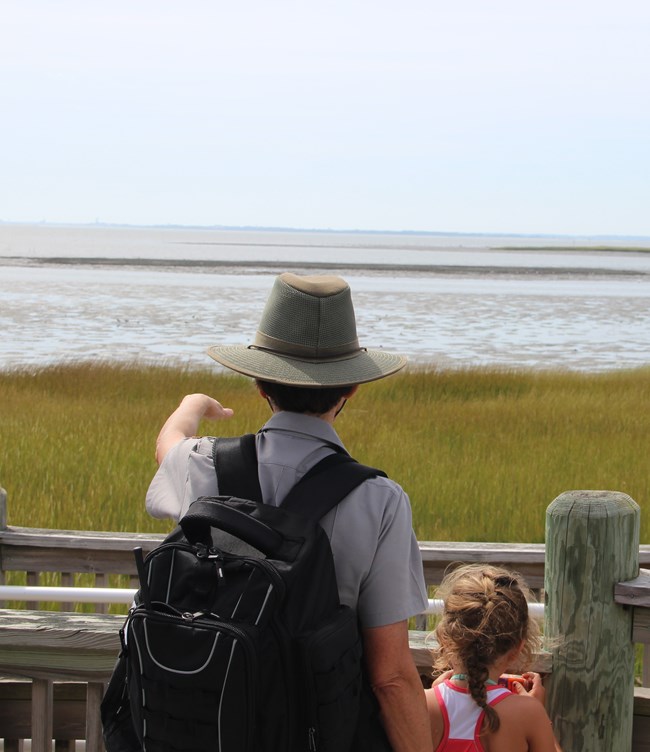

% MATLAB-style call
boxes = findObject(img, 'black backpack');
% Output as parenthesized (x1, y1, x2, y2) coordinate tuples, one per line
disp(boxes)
(101, 434, 391, 752)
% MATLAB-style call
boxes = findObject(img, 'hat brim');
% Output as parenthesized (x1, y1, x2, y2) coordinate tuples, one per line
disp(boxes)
(207, 345, 407, 387)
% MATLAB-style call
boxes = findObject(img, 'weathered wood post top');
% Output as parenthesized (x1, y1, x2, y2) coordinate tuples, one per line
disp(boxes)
(545, 489, 640, 752)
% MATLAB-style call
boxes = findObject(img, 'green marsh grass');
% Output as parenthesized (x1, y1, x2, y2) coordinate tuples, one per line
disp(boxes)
(2, 362, 647, 674)
(0, 362, 648, 543)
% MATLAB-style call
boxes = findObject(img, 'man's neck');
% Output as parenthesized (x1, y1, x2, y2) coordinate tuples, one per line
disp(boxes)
(270, 400, 345, 426)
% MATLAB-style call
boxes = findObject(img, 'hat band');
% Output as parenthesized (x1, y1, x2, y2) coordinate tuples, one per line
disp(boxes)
(251, 331, 363, 362)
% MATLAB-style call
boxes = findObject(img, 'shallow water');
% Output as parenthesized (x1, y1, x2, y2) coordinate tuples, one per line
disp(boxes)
(1, 224, 650, 372)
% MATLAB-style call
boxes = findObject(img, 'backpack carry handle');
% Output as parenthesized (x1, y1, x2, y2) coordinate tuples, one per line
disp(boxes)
(180, 497, 284, 555)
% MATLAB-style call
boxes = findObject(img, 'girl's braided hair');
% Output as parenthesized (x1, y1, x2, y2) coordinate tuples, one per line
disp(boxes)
(433, 564, 542, 734)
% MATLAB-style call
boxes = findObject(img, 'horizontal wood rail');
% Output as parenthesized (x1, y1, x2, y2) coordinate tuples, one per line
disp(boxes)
(3, 523, 650, 590)
(0, 609, 552, 682)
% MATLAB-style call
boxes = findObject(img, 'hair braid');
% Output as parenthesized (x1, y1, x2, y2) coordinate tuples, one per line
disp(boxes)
(433, 564, 543, 737)
(465, 641, 500, 732)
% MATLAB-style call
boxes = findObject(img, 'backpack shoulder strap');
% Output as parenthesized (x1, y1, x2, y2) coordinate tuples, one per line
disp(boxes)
(212, 433, 387, 522)
(212, 433, 263, 503)
(281, 452, 387, 522)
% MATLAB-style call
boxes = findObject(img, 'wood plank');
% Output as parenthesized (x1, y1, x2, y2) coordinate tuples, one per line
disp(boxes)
(26, 572, 38, 611)
(94, 574, 108, 615)
(60, 572, 73, 613)
(31, 678, 53, 752)
(2, 523, 650, 590)
(3, 742, 25, 752)
(1, 546, 154, 578)
(0, 680, 33, 738)
(616, 568, 650, 608)
(0, 680, 90, 739)
(632, 687, 650, 752)
(0, 610, 123, 682)
(419, 541, 547, 587)
(86, 682, 106, 752)
(632, 717, 650, 752)
(635, 687, 650, 717)
(0, 611, 557, 684)
(633, 605, 650, 645)
(0, 526, 165, 551)
(633, 689, 650, 752)
(6, 528, 648, 565)
(0, 527, 164, 576)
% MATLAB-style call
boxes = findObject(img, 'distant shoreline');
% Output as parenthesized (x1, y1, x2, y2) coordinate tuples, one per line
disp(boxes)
(2, 219, 649, 244)
(3, 255, 647, 278)
(493, 246, 650, 253)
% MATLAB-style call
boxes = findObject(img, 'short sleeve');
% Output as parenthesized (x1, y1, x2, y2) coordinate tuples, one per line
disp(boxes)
(145, 437, 218, 521)
(324, 477, 428, 629)
(356, 485, 428, 628)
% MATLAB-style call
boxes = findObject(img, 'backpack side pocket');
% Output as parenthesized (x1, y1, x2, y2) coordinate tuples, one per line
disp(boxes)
(101, 647, 142, 752)
(299, 605, 362, 752)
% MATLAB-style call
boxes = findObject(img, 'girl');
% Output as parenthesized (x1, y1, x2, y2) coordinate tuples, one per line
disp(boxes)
(425, 564, 561, 752)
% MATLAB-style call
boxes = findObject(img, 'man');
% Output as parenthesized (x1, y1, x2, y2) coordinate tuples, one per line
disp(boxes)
(146, 272, 432, 751)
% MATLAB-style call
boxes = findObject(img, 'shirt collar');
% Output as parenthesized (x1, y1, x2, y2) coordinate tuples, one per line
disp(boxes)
(260, 410, 347, 452)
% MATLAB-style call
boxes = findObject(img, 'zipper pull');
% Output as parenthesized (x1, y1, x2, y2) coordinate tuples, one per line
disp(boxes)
(308, 727, 317, 751)
(118, 627, 127, 655)
(181, 610, 209, 621)
(208, 548, 225, 578)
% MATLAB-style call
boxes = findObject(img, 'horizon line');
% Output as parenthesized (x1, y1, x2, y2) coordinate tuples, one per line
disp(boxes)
(1, 218, 649, 242)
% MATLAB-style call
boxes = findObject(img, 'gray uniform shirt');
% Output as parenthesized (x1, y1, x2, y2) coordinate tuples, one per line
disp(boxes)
(146, 411, 428, 628)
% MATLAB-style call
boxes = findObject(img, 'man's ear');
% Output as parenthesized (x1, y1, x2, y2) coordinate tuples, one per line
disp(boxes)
(344, 385, 359, 399)
(257, 384, 276, 412)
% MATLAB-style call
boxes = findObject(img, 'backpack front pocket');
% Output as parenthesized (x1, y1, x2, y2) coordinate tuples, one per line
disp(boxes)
(126, 609, 257, 752)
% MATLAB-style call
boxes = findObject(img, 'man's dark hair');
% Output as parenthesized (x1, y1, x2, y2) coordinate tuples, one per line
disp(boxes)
(256, 380, 353, 415)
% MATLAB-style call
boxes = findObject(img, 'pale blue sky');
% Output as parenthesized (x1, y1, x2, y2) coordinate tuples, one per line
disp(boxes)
(1, 0, 649, 236)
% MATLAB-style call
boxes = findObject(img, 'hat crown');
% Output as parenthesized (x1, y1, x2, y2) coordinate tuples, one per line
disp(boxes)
(207, 272, 406, 387)
(254, 273, 360, 359)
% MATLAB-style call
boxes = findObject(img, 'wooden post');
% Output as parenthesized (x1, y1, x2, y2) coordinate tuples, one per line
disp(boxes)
(32, 678, 54, 752)
(86, 682, 106, 752)
(545, 490, 640, 751)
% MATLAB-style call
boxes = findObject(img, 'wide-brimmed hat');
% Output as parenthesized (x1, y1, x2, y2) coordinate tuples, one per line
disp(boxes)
(207, 272, 406, 387)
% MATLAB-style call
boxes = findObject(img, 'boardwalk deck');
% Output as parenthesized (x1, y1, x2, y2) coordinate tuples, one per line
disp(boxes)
(2, 490, 650, 751)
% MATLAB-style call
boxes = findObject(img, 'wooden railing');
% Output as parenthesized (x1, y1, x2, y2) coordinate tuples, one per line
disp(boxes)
(1, 487, 650, 751)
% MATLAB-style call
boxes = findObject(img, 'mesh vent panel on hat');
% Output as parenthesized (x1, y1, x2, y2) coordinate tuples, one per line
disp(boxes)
(318, 289, 358, 348)
(261, 279, 357, 351)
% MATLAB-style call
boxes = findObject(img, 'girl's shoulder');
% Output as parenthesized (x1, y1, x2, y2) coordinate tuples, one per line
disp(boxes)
(496, 690, 549, 721)
(489, 693, 557, 751)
